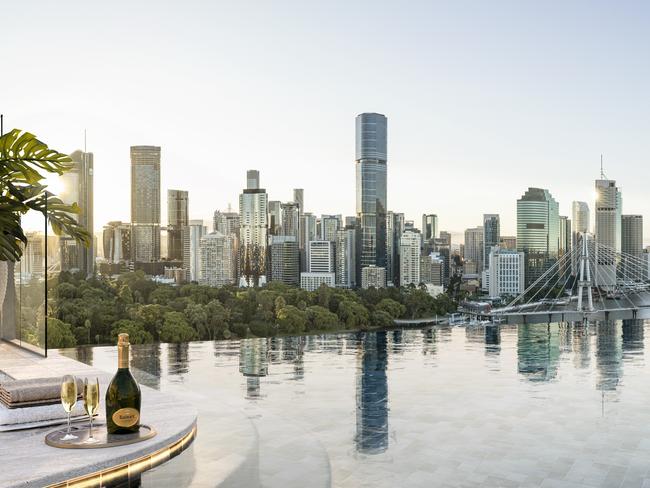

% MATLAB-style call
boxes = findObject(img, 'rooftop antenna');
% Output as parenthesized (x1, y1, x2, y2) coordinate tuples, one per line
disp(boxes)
(600, 154, 607, 179)
(84, 128, 87, 152)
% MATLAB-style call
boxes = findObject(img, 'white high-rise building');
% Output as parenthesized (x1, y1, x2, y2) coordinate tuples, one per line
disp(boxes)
(594, 177, 622, 288)
(199, 231, 236, 287)
(399, 230, 421, 287)
(361, 266, 386, 289)
(239, 170, 268, 285)
(420, 253, 444, 286)
(307, 241, 335, 273)
(183, 220, 207, 282)
(335, 228, 356, 288)
(572, 201, 590, 234)
(320, 215, 341, 242)
(488, 247, 525, 298)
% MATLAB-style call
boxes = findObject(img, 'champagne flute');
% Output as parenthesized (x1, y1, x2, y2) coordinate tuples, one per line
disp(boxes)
(83, 378, 100, 443)
(60, 375, 78, 440)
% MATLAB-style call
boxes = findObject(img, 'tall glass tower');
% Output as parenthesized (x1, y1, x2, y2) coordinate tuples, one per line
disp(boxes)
(516, 188, 559, 288)
(131, 145, 161, 262)
(355, 113, 387, 283)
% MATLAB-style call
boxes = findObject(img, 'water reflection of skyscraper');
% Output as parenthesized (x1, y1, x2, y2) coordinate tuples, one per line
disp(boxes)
(239, 338, 269, 399)
(622, 319, 644, 361)
(571, 324, 591, 370)
(484, 325, 501, 357)
(355, 332, 389, 455)
(517, 324, 560, 382)
(596, 322, 622, 392)
(167, 342, 190, 377)
(421, 328, 436, 356)
(131, 343, 161, 389)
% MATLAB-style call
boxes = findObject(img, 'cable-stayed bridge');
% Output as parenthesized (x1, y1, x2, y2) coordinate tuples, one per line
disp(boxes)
(491, 233, 650, 325)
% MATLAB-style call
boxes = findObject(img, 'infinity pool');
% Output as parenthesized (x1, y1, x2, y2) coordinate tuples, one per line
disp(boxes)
(63, 321, 650, 487)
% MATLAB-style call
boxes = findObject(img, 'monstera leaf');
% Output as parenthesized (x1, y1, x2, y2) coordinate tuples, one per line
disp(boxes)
(0, 129, 91, 262)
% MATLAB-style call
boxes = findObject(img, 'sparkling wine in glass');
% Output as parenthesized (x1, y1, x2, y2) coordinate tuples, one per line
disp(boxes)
(83, 378, 100, 443)
(60, 375, 78, 440)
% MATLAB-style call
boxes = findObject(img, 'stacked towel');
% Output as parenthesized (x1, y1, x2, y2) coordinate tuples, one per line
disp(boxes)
(0, 400, 87, 431)
(0, 377, 83, 408)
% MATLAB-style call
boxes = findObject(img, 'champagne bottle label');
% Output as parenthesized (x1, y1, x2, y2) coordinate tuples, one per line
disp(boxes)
(112, 408, 140, 428)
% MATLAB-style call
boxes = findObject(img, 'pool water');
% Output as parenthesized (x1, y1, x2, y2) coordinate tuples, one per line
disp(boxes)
(64, 321, 650, 487)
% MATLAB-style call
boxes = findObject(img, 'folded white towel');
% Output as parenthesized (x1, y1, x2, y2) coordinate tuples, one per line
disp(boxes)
(0, 399, 86, 427)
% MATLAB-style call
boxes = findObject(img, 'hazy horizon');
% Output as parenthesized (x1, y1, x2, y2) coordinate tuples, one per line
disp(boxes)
(4, 0, 650, 244)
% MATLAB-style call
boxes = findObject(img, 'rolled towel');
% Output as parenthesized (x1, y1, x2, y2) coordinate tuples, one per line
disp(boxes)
(0, 377, 84, 406)
(0, 399, 86, 427)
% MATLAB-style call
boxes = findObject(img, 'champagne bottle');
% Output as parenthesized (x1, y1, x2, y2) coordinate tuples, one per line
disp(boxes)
(105, 333, 141, 434)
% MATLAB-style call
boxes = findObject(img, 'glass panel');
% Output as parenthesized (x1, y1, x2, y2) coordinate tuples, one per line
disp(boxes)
(1, 208, 48, 355)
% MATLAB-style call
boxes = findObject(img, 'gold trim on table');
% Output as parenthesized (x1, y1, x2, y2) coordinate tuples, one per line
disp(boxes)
(46, 423, 196, 487)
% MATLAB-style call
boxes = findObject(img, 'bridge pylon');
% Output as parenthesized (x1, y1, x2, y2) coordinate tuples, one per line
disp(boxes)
(576, 232, 594, 312)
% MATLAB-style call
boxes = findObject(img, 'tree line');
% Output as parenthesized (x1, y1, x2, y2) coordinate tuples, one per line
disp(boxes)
(47, 271, 457, 348)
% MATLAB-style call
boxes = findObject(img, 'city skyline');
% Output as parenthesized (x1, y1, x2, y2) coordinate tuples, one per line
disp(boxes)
(4, 1, 650, 243)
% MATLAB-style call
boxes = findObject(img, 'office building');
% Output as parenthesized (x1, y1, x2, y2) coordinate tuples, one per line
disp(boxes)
(386, 211, 405, 287)
(488, 248, 525, 298)
(131, 145, 161, 263)
(59, 149, 94, 275)
(268, 236, 300, 286)
(300, 212, 317, 270)
(103, 221, 132, 264)
(213, 208, 240, 236)
(293, 188, 304, 214)
(420, 253, 444, 286)
(482, 214, 500, 270)
(594, 177, 622, 288)
(517, 187, 560, 288)
(421, 214, 438, 241)
(199, 231, 236, 287)
(361, 266, 387, 289)
(281, 202, 301, 242)
(183, 219, 207, 282)
(464, 226, 484, 273)
(356, 113, 388, 282)
(300, 272, 335, 291)
(572, 201, 590, 234)
(499, 236, 517, 250)
(268, 200, 282, 235)
(399, 230, 421, 287)
(239, 170, 268, 286)
(335, 228, 357, 288)
(622, 215, 643, 279)
(320, 215, 342, 242)
(307, 240, 335, 273)
(167, 189, 188, 261)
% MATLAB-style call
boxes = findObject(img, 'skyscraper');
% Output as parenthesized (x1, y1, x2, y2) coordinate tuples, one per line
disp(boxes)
(517, 187, 560, 288)
(167, 189, 188, 261)
(356, 113, 388, 283)
(268, 200, 282, 235)
(281, 202, 300, 242)
(335, 227, 357, 288)
(239, 170, 268, 286)
(421, 214, 438, 241)
(464, 226, 484, 273)
(399, 230, 421, 287)
(482, 214, 500, 271)
(102, 221, 131, 264)
(299, 212, 317, 271)
(293, 189, 304, 215)
(594, 177, 622, 288)
(572, 201, 590, 234)
(213, 208, 240, 236)
(199, 231, 236, 287)
(386, 211, 404, 287)
(621, 215, 643, 279)
(59, 149, 94, 275)
(268, 236, 300, 286)
(131, 145, 161, 263)
(320, 215, 341, 242)
(183, 219, 206, 282)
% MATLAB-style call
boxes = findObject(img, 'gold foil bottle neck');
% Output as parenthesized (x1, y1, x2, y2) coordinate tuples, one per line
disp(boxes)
(117, 333, 130, 369)
(118, 333, 130, 347)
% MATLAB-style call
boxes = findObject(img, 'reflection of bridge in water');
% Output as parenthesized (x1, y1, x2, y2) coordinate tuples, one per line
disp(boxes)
(491, 233, 650, 325)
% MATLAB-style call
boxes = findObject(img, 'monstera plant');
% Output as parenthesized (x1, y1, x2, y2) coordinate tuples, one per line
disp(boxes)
(0, 129, 91, 313)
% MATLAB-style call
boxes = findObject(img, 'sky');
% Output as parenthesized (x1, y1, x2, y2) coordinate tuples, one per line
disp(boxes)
(3, 0, 650, 244)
